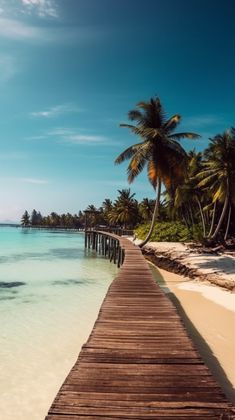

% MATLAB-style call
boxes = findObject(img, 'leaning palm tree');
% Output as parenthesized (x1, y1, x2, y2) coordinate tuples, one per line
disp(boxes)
(197, 129, 235, 240)
(115, 97, 200, 246)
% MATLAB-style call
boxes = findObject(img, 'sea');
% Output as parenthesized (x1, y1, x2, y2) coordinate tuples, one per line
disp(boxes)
(0, 226, 118, 420)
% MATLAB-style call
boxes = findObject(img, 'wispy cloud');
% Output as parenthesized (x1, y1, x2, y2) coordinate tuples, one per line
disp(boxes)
(65, 134, 108, 144)
(30, 104, 80, 118)
(0, 176, 49, 184)
(0, 0, 58, 19)
(28, 126, 120, 146)
(0, 17, 41, 40)
(20, 177, 49, 184)
(48, 127, 120, 146)
(21, 0, 58, 18)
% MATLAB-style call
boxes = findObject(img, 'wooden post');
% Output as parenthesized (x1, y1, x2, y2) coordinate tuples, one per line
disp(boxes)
(121, 248, 125, 265)
(108, 237, 111, 259)
(113, 240, 117, 264)
(88, 232, 91, 249)
(117, 245, 121, 268)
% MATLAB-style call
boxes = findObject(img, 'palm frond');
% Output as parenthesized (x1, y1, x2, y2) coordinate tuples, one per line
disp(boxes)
(147, 159, 159, 188)
(164, 114, 181, 132)
(128, 109, 143, 122)
(115, 143, 144, 164)
(127, 154, 147, 183)
(120, 123, 145, 137)
(169, 132, 201, 140)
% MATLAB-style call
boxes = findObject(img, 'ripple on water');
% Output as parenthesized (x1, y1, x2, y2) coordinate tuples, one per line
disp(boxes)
(52, 279, 85, 286)
(0, 281, 26, 288)
(0, 296, 17, 301)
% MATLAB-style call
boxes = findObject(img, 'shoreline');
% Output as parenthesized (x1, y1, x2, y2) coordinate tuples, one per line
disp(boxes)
(152, 266, 235, 403)
(141, 241, 235, 291)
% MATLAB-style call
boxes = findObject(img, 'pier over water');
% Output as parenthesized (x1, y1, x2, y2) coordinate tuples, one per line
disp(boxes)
(46, 231, 235, 419)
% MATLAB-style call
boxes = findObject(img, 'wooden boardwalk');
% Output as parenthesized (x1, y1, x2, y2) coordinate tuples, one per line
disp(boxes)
(46, 232, 235, 419)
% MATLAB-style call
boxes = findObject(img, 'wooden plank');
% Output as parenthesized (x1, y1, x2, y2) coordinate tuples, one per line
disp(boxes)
(45, 231, 235, 419)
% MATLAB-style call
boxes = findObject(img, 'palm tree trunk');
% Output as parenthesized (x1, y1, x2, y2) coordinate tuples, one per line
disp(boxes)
(188, 204, 194, 226)
(181, 207, 189, 229)
(224, 204, 231, 241)
(208, 201, 217, 238)
(211, 188, 229, 240)
(139, 179, 162, 248)
(196, 196, 206, 237)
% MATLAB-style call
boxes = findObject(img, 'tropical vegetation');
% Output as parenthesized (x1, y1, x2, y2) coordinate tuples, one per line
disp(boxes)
(21, 96, 235, 245)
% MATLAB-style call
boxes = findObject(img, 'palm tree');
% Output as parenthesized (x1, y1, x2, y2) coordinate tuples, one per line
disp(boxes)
(139, 198, 155, 222)
(175, 151, 207, 237)
(197, 129, 235, 240)
(109, 189, 139, 228)
(21, 210, 30, 227)
(85, 205, 100, 227)
(102, 199, 113, 226)
(115, 97, 200, 246)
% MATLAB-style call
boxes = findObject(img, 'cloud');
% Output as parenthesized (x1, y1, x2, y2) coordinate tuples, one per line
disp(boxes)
(29, 126, 120, 146)
(20, 177, 48, 184)
(50, 128, 120, 146)
(65, 135, 108, 144)
(0, 176, 49, 184)
(0, 17, 41, 40)
(21, 0, 58, 18)
(0, 16, 104, 46)
(31, 104, 80, 118)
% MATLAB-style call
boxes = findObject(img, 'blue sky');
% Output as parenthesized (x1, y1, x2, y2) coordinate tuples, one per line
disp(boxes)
(0, 0, 235, 221)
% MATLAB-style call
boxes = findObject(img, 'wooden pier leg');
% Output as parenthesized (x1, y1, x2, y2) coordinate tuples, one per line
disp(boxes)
(121, 248, 125, 265)
(88, 232, 91, 249)
(117, 245, 121, 268)
(95, 233, 98, 252)
(108, 238, 111, 259)
(113, 240, 117, 264)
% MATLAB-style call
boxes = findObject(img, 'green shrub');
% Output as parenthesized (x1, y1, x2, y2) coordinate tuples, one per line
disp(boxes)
(135, 221, 199, 242)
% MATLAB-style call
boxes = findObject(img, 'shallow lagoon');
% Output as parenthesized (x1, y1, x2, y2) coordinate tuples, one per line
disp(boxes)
(0, 227, 117, 420)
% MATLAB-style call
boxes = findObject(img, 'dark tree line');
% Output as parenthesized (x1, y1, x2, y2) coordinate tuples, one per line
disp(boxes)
(20, 190, 156, 230)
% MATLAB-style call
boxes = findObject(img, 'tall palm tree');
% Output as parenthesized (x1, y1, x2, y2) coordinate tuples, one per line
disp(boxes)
(197, 129, 235, 240)
(115, 97, 200, 246)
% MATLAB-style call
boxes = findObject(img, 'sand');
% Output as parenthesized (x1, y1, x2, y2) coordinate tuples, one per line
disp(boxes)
(144, 241, 235, 288)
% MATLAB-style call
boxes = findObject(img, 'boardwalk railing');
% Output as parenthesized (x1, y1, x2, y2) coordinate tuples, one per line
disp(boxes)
(85, 230, 125, 267)
(46, 231, 235, 419)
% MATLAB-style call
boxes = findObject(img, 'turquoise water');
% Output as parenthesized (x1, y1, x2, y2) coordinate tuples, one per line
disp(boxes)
(0, 227, 117, 420)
